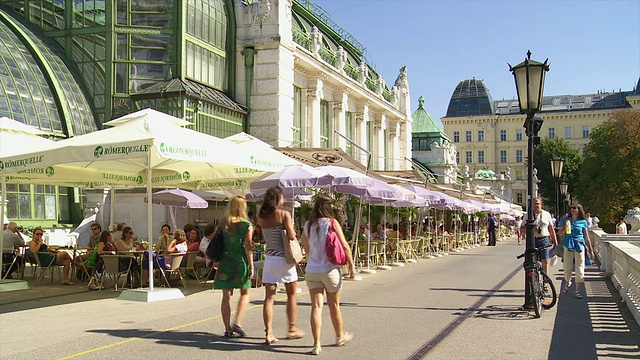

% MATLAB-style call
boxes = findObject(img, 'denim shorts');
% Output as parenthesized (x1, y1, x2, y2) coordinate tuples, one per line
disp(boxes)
(535, 237, 551, 260)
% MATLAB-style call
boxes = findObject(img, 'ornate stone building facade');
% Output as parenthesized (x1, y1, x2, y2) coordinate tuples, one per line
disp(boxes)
(442, 78, 640, 208)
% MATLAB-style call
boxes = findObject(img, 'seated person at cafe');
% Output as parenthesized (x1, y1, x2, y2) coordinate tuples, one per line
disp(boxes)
(74, 222, 101, 267)
(115, 226, 140, 282)
(141, 229, 188, 287)
(199, 224, 217, 278)
(111, 223, 125, 244)
(155, 224, 172, 253)
(3, 221, 25, 279)
(93, 230, 117, 273)
(374, 224, 386, 240)
(184, 224, 206, 273)
(28, 227, 75, 285)
(116, 227, 136, 252)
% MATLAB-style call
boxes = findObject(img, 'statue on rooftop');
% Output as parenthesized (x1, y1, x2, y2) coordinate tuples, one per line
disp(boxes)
(394, 65, 409, 90)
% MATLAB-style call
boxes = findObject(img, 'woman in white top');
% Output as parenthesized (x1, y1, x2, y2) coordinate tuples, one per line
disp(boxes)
(616, 218, 628, 234)
(258, 186, 304, 345)
(302, 194, 355, 355)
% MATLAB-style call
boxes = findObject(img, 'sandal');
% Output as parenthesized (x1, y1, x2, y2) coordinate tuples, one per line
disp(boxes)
(311, 345, 322, 355)
(575, 292, 583, 299)
(286, 328, 305, 340)
(223, 331, 234, 338)
(264, 330, 279, 345)
(62, 281, 75, 286)
(232, 324, 246, 337)
(336, 332, 353, 346)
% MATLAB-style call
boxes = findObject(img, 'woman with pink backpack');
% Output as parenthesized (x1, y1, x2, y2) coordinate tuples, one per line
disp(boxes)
(301, 194, 356, 355)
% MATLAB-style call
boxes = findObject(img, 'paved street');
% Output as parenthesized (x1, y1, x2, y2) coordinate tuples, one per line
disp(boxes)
(1, 236, 639, 359)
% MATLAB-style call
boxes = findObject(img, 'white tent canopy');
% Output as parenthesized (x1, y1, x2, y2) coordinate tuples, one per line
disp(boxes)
(0, 109, 303, 296)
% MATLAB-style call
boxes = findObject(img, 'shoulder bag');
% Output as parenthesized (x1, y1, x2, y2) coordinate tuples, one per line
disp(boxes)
(206, 228, 225, 262)
(326, 219, 347, 265)
(281, 229, 303, 264)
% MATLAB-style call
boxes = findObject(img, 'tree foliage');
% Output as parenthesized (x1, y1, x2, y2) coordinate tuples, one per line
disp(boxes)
(533, 137, 583, 214)
(574, 109, 640, 227)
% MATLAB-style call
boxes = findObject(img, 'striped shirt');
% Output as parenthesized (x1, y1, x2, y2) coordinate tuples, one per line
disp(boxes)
(263, 225, 285, 257)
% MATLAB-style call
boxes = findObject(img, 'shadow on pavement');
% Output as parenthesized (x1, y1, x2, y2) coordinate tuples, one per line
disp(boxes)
(86, 329, 310, 355)
(548, 266, 640, 359)
(0, 279, 212, 314)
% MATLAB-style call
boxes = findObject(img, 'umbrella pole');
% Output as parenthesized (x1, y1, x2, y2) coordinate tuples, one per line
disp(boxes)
(356, 196, 375, 274)
(110, 188, 115, 232)
(378, 203, 391, 270)
(390, 206, 403, 266)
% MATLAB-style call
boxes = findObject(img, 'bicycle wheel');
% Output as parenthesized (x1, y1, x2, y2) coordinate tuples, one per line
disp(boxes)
(530, 273, 542, 318)
(540, 270, 557, 309)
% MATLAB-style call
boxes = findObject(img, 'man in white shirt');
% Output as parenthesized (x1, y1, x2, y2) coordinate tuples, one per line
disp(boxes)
(199, 223, 218, 279)
(532, 197, 558, 275)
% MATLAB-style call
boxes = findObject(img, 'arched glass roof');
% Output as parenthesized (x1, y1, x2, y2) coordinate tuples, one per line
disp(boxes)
(445, 78, 494, 117)
(0, 9, 96, 136)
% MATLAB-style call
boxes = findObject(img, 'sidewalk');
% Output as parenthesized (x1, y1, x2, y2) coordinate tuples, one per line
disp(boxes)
(1, 237, 638, 359)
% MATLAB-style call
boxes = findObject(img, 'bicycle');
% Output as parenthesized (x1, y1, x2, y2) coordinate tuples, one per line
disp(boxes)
(516, 244, 557, 318)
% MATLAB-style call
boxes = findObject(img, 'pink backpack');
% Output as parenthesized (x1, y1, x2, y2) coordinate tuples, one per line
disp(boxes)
(326, 219, 347, 265)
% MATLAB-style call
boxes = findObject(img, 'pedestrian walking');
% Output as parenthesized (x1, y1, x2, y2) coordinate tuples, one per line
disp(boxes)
(258, 186, 304, 345)
(531, 197, 557, 275)
(558, 202, 594, 299)
(213, 196, 254, 337)
(616, 218, 628, 234)
(301, 194, 355, 355)
(487, 213, 497, 246)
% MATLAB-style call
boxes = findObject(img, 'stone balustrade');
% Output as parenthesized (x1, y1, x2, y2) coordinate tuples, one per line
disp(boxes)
(590, 228, 640, 325)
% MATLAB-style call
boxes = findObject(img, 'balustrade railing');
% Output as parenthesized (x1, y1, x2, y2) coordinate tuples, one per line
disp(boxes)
(591, 229, 640, 326)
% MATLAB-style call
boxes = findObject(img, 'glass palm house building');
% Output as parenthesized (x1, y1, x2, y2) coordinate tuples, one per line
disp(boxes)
(0, 0, 414, 227)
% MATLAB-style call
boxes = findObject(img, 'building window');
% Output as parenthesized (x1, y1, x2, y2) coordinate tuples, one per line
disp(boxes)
(549, 127, 555, 139)
(454, 131, 460, 142)
(465, 151, 472, 163)
(500, 130, 507, 141)
(478, 150, 485, 163)
(565, 126, 572, 139)
(456, 152, 460, 164)
(516, 129, 523, 141)
(516, 192, 523, 203)
(478, 130, 484, 142)
(419, 138, 429, 150)
(500, 150, 507, 163)
(516, 170, 524, 180)
(466, 131, 472, 142)
(320, 100, 330, 147)
(582, 126, 589, 138)
(293, 86, 303, 146)
(516, 149, 523, 163)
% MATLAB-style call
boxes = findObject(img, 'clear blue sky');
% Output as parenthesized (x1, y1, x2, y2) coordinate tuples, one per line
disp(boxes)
(312, 0, 640, 127)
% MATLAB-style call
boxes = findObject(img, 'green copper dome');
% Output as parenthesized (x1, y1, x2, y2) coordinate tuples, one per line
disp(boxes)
(411, 96, 449, 141)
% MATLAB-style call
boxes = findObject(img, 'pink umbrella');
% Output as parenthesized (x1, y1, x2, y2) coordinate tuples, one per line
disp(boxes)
(147, 189, 208, 208)
(315, 165, 374, 188)
(249, 166, 333, 190)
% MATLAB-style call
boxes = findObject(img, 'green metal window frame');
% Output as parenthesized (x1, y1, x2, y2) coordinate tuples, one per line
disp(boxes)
(293, 85, 303, 146)
(344, 111, 353, 156)
(320, 99, 330, 147)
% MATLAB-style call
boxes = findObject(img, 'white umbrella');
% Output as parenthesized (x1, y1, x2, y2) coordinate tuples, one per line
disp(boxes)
(0, 109, 289, 297)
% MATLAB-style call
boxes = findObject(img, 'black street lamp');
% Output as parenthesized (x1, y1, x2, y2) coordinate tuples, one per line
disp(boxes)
(560, 181, 568, 217)
(509, 50, 549, 309)
(550, 157, 565, 225)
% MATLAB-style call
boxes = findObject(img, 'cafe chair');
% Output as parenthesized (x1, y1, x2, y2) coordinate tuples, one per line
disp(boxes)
(33, 252, 64, 286)
(158, 254, 186, 288)
(179, 251, 200, 285)
(2, 249, 22, 279)
(99, 255, 131, 291)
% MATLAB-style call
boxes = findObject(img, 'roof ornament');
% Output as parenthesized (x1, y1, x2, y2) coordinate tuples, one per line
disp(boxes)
(394, 65, 409, 91)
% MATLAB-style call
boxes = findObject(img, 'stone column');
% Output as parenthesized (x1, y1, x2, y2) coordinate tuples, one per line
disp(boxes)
(334, 92, 347, 151)
(389, 120, 400, 170)
(307, 78, 323, 147)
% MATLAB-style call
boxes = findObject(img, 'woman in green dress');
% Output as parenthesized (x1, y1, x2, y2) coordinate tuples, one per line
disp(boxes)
(213, 195, 254, 337)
